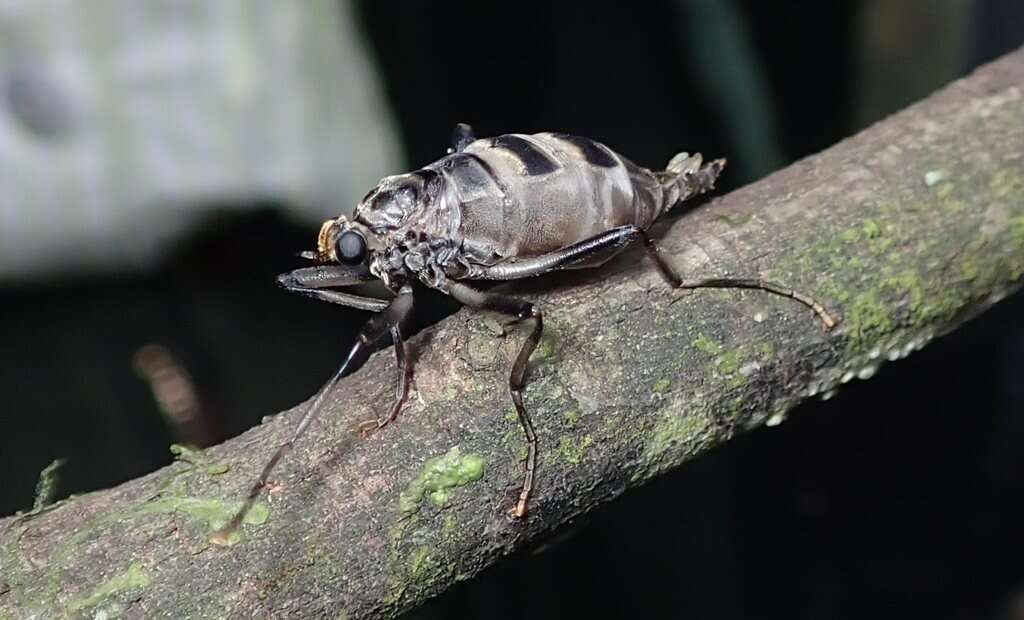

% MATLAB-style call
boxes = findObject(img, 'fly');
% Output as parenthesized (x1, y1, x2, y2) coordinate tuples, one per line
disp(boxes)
(213, 124, 836, 541)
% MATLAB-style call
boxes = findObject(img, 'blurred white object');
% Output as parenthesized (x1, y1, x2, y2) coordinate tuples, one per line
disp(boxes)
(0, 0, 402, 279)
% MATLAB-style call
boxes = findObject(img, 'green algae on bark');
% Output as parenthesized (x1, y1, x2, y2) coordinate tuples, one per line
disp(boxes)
(399, 447, 486, 516)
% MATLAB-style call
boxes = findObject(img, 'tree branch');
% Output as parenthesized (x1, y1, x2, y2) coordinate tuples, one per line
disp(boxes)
(3, 48, 1023, 620)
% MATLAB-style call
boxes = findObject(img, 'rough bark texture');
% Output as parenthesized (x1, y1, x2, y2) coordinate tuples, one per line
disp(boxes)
(2, 48, 1023, 620)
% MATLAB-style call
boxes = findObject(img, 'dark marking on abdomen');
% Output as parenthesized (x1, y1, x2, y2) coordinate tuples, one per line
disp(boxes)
(440, 151, 509, 195)
(491, 135, 560, 176)
(443, 152, 501, 184)
(465, 153, 499, 183)
(553, 134, 618, 168)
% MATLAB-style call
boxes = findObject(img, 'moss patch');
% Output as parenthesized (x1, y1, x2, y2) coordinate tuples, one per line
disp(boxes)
(533, 326, 558, 361)
(66, 562, 150, 614)
(562, 409, 581, 428)
(691, 333, 723, 355)
(862, 218, 882, 239)
(636, 406, 714, 480)
(409, 547, 435, 580)
(845, 290, 892, 340)
(557, 435, 593, 466)
(158, 444, 231, 493)
(138, 497, 269, 546)
(169, 444, 230, 475)
(399, 447, 486, 516)
(715, 348, 745, 375)
(689, 333, 772, 388)
(1011, 215, 1024, 278)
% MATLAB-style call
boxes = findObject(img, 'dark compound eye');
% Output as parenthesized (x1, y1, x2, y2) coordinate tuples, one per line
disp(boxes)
(335, 230, 367, 265)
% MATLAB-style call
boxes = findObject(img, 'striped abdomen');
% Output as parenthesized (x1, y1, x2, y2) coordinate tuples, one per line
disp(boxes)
(427, 133, 664, 264)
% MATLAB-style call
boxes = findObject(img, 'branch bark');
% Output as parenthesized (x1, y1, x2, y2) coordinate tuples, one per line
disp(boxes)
(3, 48, 1023, 620)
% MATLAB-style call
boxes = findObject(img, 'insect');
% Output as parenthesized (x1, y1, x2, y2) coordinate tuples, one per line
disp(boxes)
(214, 124, 835, 540)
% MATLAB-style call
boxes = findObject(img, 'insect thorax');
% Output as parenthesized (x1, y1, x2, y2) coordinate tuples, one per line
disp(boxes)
(355, 171, 469, 290)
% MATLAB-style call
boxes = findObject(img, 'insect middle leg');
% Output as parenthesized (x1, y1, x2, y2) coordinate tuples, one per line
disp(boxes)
(446, 281, 542, 518)
(450, 122, 476, 153)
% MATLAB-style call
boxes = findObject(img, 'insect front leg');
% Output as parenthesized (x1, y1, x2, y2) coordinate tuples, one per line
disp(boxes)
(212, 286, 414, 544)
(639, 232, 837, 329)
(382, 322, 414, 428)
(446, 281, 542, 519)
(355, 321, 414, 437)
(278, 264, 389, 312)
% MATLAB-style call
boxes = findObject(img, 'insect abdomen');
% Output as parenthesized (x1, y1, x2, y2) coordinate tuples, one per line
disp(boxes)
(439, 133, 649, 261)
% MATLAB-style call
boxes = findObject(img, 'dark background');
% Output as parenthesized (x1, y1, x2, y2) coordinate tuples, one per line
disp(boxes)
(2, 2, 1023, 618)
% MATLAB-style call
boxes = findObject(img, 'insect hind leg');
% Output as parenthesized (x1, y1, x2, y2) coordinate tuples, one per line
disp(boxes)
(478, 225, 642, 280)
(639, 232, 837, 330)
